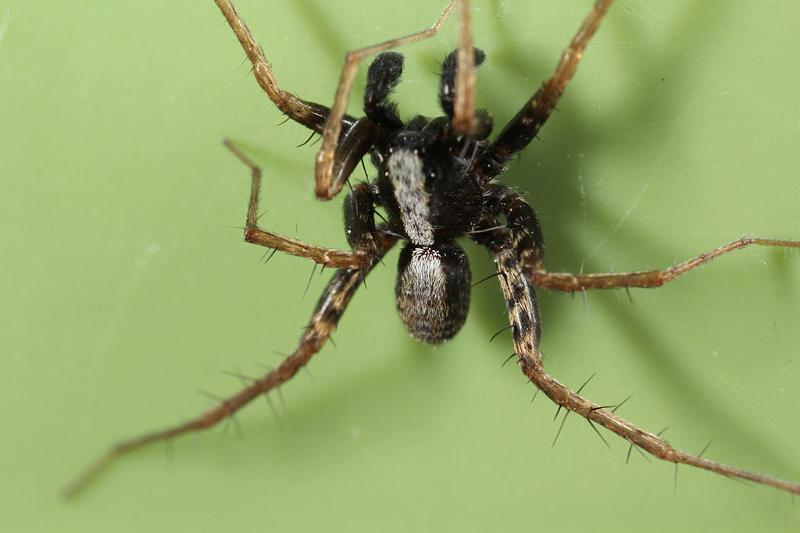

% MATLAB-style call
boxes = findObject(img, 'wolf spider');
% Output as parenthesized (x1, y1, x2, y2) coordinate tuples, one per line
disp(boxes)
(65, 0, 800, 497)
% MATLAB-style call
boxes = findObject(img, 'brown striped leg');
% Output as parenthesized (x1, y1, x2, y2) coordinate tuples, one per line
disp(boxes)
(224, 140, 370, 269)
(213, 0, 356, 134)
(492, 246, 800, 496)
(480, 185, 545, 272)
(530, 237, 800, 292)
(64, 230, 397, 498)
(477, 0, 614, 178)
(314, 1, 457, 200)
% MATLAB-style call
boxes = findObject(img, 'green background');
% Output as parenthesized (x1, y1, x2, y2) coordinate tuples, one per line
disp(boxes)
(3, 1, 799, 531)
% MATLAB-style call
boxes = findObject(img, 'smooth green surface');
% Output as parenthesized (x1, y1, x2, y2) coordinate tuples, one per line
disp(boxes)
(3, 1, 799, 531)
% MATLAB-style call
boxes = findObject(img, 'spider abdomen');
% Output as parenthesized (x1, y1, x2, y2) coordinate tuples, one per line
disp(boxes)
(395, 242, 471, 344)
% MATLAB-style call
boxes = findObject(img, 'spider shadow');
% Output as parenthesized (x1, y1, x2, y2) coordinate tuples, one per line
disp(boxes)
(174, 328, 452, 474)
(463, 0, 798, 474)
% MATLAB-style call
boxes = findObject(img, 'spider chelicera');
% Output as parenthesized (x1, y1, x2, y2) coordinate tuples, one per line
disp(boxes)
(66, 0, 800, 497)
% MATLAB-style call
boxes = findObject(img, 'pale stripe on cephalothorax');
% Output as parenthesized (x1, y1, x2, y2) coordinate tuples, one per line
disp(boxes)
(387, 148, 434, 246)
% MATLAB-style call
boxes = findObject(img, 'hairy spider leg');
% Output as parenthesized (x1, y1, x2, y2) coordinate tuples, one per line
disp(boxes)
(492, 246, 800, 495)
(215, 0, 387, 197)
(529, 237, 800, 291)
(213, 0, 357, 134)
(481, 185, 545, 272)
(476, 0, 614, 180)
(223, 140, 370, 269)
(472, 189, 545, 354)
(313, 1, 457, 200)
(64, 228, 397, 499)
(476, 188, 800, 293)
(471, 189, 800, 495)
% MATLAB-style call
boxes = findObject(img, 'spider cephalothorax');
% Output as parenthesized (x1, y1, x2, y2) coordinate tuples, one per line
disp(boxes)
(66, 0, 800, 498)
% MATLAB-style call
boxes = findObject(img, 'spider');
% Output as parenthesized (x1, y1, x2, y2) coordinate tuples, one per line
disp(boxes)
(66, 0, 800, 497)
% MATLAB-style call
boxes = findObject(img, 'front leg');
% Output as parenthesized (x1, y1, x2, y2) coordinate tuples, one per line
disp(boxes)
(476, 0, 614, 180)
(213, 0, 356, 135)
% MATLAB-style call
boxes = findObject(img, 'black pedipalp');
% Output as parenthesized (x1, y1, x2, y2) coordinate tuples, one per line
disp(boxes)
(364, 52, 405, 130)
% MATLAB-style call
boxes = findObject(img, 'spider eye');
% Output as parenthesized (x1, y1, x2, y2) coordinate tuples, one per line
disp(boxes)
(426, 168, 438, 184)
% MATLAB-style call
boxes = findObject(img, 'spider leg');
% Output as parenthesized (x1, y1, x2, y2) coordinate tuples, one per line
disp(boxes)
(490, 244, 800, 495)
(478, 188, 800, 291)
(213, 0, 356, 134)
(452, 0, 476, 134)
(343, 182, 379, 254)
(314, 1, 457, 200)
(476, 0, 614, 179)
(64, 229, 397, 499)
(530, 237, 800, 291)
(481, 185, 545, 272)
(223, 140, 370, 269)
